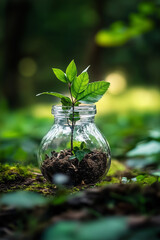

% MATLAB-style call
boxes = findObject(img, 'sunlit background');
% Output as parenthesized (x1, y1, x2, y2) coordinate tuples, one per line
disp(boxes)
(0, 0, 159, 168)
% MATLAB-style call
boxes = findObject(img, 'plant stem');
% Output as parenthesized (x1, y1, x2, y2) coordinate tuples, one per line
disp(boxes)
(68, 83, 75, 153)
(68, 83, 73, 103)
(71, 104, 75, 152)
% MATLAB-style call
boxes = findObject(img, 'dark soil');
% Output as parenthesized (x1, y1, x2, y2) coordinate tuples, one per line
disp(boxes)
(41, 149, 108, 185)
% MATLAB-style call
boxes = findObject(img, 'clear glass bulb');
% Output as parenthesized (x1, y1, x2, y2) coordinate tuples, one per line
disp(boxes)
(37, 105, 111, 185)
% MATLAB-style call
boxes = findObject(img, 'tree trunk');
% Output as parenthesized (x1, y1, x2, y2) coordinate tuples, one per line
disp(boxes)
(2, 0, 31, 109)
(85, 0, 107, 81)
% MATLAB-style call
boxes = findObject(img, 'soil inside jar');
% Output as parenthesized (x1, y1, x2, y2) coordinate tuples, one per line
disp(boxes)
(41, 149, 108, 186)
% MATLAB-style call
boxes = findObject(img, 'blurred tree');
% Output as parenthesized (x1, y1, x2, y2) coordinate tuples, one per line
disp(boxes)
(0, 0, 159, 109)
(95, 1, 160, 84)
(86, 0, 106, 81)
(95, 3, 154, 47)
(2, 0, 31, 108)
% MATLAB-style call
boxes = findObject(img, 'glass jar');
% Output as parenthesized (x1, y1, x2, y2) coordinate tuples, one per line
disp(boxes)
(37, 105, 111, 186)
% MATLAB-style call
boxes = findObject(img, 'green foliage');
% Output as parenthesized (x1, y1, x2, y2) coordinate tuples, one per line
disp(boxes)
(127, 140, 160, 157)
(72, 71, 89, 98)
(95, 2, 155, 47)
(96, 111, 160, 164)
(75, 149, 91, 162)
(52, 68, 67, 83)
(66, 60, 77, 83)
(0, 164, 31, 183)
(36, 92, 72, 105)
(126, 140, 160, 169)
(43, 217, 127, 240)
(69, 141, 91, 162)
(0, 138, 38, 166)
(36, 60, 110, 152)
(138, 2, 155, 16)
(0, 191, 48, 208)
(37, 60, 110, 106)
(0, 101, 159, 167)
(61, 97, 72, 106)
(107, 160, 127, 176)
(136, 174, 158, 185)
(77, 81, 110, 103)
(151, 171, 160, 177)
(80, 141, 86, 150)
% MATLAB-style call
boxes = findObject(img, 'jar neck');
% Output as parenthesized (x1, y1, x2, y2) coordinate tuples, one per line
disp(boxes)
(52, 105, 96, 124)
(54, 116, 95, 124)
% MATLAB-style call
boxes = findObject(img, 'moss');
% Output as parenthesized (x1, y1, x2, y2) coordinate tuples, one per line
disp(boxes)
(95, 160, 127, 186)
(0, 160, 158, 196)
(70, 186, 81, 192)
(23, 180, 56, 195)
(0, 163, 31, 183)
(0, 164, 52, 194)
(96, 160, 159, 187)
(107, 159, 127, 176)
(136, 174, 158, 185)
(25, 185, 45, 193)
(96, 177, 120, 187)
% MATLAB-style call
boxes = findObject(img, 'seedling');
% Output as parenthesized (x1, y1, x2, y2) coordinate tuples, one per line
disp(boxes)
(69, 141, 91, 162)
(37, 60, 110, 161)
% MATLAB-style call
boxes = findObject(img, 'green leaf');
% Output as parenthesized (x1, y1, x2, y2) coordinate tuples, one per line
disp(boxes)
(0, 191, 48, 208)
(61, 97, 72, 106)
(43, 217, 127, 240)
(52, 68, 67, 83)
(75, 150, 85, 161)
(77, 81, 110, 103)
(75, 149, 91, 162)
(127, 140, 160, 157)
(66, 60, 77, 83)
(83, 148, 91, 154)
(36, 92, 71, 102)
(71, 86, 77, 99)
(126, 157, 157, 169)
(151, 171, 160, 177)
(72, 72, 89, 99)
(80, 141, 86, 150)
(73, 146, 79, 152)
(79, 217, 127, 240)
(75, 101, 81, 106)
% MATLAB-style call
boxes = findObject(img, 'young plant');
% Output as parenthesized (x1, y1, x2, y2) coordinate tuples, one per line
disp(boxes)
(69, 141, 91, 161)
(36, 60, 110, 159)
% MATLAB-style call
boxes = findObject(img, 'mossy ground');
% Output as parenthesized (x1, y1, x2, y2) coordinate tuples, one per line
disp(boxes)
(0, 163, 56, 195)
(0, 160, 159, 195)
(0, 161, 160, 240)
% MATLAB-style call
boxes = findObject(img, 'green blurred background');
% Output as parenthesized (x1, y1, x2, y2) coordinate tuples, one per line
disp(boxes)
(0, 0, 159, 168)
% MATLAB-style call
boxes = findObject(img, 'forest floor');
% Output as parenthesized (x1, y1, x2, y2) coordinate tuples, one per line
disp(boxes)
(0, 160, 160, 240)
